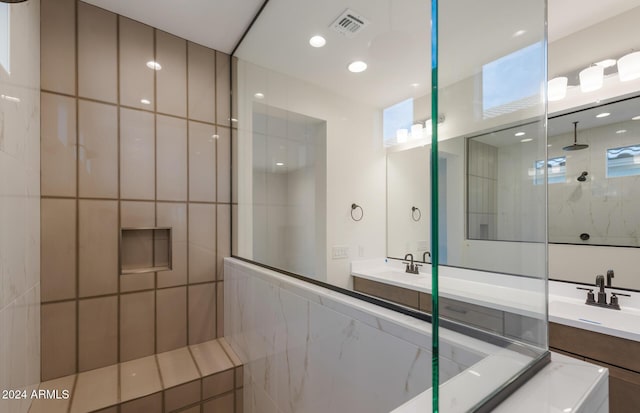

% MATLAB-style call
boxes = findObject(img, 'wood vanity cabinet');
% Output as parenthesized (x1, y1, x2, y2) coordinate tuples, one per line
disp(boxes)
(550, 322, 640, 413)
(353, 276, 544, 344)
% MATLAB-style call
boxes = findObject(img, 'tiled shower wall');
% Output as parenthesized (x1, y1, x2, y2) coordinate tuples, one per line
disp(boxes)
(0, 1, 41, 413)
(40, 0, 231, 381)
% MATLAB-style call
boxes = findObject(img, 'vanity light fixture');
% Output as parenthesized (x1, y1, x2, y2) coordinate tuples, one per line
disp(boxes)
(348, 61, 367, 73)
(140, 98, 151, 105)
(146, 60, 162, 70)
(309, 35, 326, 48)
(617, 51, 640, 81)
(595, 58, 617, 68)
(596, 112, 610, 118)
(520, 138, 533, 143)
(254, 92, 265, 99)
(396, 128, 408, 143)
(548, 77, 568, 101)
(410, 123, 423, 140)
(515, 132, 526, 137)
(579, 65, 604, 92)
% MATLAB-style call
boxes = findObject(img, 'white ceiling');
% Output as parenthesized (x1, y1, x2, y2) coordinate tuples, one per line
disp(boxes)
(82, 0, 640, 107)
(81, 0, 265, 53)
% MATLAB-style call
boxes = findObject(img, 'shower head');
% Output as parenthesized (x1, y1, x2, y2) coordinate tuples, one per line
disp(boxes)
(563, 121, 589, 151)
(577, 171, 588, 182)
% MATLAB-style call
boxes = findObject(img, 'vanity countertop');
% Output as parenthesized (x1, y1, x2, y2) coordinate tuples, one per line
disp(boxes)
(352, 259, 640, 342)
(351, 259, 546, 319)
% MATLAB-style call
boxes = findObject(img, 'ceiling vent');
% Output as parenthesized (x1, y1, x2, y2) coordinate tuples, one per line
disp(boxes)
(330, 9, 370, 38)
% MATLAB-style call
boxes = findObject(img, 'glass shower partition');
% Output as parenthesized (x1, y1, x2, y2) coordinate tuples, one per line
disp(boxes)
(231, 0, 549, 411)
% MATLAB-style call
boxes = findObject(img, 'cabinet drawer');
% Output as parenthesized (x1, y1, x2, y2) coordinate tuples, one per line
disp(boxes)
(353, 277, 420, 309)
(440, 298, 503, 334)
(550, 322, 640, 372)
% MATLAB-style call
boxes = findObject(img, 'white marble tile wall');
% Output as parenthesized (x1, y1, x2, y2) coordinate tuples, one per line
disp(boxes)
(0, 1, 41, 413)
(224, 258, 485, 413)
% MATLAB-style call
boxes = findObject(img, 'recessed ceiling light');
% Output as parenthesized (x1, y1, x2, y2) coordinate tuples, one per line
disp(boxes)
(146, 61, 162, 70)
(410, 83, 420, 88)
(276, 162, 284, 166)
(212, 134, 220, 139)
(521, 138, 533, 143)
(513, 30, 526, 37)
(348, 61, 367, 73)
(632, 115, 640, 120)
(596, 112, 610, 118)
(515, 132, 526, 137)
(309, 35, 326, 48)
(616, 129, 627, 134)
(254, 92, 264, 99)
(548, 144, 552, 147)
(595, 58, 616, 68)
(140, 98, 151, 105)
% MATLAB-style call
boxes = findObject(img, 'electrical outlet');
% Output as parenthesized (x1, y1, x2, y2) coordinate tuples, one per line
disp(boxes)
(332, 245, 349, 259)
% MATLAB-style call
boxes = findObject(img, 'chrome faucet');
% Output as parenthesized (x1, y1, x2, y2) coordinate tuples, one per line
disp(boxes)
(402, 253, 421, 274)
(422, 251, 431, 264)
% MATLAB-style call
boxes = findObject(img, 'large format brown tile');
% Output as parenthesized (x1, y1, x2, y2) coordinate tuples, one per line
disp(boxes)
(188, 203, 216, 283)
(216, 51, 231, 127)
(78, 200, 118, 297)
(77, 2, 117, 103)
(217, 127, 231, 203)
(120, 108, 155, 200)
(120, 291, 155, 361)
(41, 198, 76, 302)
(156, 347, 200, 388)
(190, 339, 233, 377)
(69, 365, 118, 413)
(188, 42, 216, 123)
(203, 393, 234, 413)
(41, 0, 76, 95)
(157, 202, 188, 287)
(29, 375, 75, 413)
(41, 92, 77, 197)
(78, 296, 118, 371)
(119, 17, 155, 109)
(120, 355, 162, 402)
(203, 369, 234, 400)
(156, 287, 187, 353)
(189, 121, 217, 202)
(217, 204, 230, 280)
(164, 380, 201, 412)
(188, 283, 216, 344)
(77, 100, 118, 198)
(41, 302, 76, 381)
(120, 393, 162, 413)
(156, 115, 188, 201)
(156, 30, 187, 117)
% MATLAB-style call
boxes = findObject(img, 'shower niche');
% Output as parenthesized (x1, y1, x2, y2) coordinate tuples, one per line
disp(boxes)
(120, 227, 172, 275)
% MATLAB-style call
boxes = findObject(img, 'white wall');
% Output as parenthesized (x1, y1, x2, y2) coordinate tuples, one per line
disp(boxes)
(236, 60, 386, 289)
(0, 1, 41, 413)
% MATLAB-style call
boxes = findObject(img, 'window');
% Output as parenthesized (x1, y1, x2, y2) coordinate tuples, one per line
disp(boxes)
(607, 145, 640, 178)
(383, 98, 413, 146)
(534, 156, 565, 185)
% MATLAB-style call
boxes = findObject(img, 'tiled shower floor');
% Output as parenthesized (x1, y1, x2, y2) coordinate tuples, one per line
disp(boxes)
(29, 338, 243, 413)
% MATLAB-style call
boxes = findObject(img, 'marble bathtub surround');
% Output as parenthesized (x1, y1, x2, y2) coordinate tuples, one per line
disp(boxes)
(40, 0, 232, 381)
(224, 258, 542, 413)
(28, 338, 242, 413)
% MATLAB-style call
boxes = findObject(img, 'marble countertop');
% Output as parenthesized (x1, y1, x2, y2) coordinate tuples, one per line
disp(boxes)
(392, 352, 608, 413)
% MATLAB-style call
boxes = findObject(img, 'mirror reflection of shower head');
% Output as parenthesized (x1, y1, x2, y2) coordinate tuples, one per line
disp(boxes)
(577, 171, 588, 182)
(563, 121, 589, 151)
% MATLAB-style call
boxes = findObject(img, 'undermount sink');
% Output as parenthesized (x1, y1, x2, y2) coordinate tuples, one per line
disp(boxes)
(549, 300, 640, 337)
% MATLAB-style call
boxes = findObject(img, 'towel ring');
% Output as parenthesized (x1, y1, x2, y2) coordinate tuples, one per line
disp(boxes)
(411, 206, 421, 222)
(351, 203, 363, 221)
